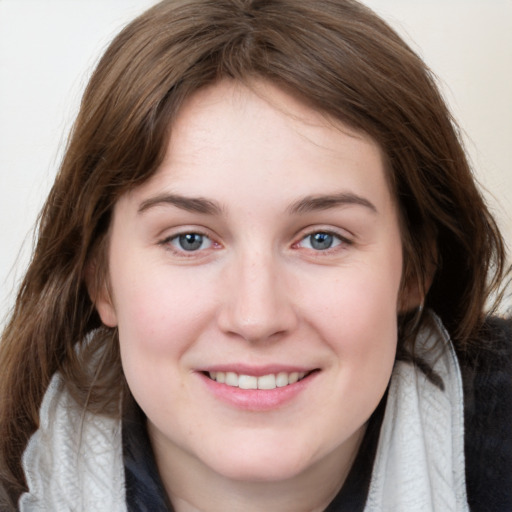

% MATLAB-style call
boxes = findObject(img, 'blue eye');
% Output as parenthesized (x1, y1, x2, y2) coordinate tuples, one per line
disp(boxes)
(299, 232, 343, 251)
(170, 233, 212, 252)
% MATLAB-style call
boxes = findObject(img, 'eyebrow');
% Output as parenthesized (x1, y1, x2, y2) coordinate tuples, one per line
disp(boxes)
(138, 191, 377, 217)
(288, 192, 378, 215)
(138, 193, 222, 215)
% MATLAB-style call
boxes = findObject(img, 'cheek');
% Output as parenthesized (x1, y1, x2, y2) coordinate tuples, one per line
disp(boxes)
(310, 262, 400, 340)
(317, 275, 399, 428)
(111, 261, 210, 351)
(303, 244, 402, 386)
(111, 267, 204, 412)
(327, 281, 398, 378)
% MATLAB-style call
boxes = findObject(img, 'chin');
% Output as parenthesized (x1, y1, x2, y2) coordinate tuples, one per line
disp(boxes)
(199, 438, 320, 483)
(214, 458, 306, 483)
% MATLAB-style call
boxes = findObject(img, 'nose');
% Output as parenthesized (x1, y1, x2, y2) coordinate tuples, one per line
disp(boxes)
(217, 252, 298, 343)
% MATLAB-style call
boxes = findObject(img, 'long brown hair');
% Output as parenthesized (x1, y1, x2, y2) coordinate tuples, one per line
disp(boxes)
(0, 0, 508, 504)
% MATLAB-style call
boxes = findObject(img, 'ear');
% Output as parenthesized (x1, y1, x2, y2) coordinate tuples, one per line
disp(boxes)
(398, 253, 436, 314)
(85, 258, 118, 328)
(398, 274, 425, 313)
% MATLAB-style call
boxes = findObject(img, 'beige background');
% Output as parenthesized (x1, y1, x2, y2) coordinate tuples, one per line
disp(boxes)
(1, 0, 511, 322)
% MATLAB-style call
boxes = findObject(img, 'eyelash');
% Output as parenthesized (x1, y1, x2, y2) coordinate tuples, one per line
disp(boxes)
(294, 229, 352, 254)
(159, 230, 219, 257)
(159, 228, 352, 257)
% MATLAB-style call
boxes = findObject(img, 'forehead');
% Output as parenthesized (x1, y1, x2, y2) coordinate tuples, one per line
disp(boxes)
(121, 80, 394, 217)
(170, 80, 377, 161)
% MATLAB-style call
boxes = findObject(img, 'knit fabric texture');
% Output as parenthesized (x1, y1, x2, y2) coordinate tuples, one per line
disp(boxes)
(19, 376, 126, 512)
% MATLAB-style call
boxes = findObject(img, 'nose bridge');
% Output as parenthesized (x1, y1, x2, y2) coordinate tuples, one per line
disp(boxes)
(218, 247, 296, 342)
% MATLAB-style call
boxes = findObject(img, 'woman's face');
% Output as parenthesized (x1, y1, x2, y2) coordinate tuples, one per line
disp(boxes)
(96, 81, 404, 489)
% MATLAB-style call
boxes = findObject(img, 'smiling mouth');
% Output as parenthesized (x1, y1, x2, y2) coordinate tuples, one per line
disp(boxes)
(204, 370, 316, 390)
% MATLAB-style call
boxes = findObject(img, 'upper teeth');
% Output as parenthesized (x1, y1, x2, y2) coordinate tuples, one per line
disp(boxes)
(208, 371, 307, 390)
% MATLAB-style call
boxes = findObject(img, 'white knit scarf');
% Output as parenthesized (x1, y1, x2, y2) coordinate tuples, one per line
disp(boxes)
(20, 314, 468, 511)
(364, 314, 469, 511)
(19, 377, 126, 512)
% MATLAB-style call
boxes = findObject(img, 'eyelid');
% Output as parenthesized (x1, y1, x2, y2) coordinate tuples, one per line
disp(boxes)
(293, 226, 354, 252)
(158, 227, 221, 257)
(156, 224, 354, 257)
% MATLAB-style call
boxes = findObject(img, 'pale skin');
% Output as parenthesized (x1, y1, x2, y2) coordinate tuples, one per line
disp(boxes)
(94, 80, 413, 511)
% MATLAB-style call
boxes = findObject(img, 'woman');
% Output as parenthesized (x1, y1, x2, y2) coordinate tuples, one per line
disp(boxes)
(0, 0, 510, 510)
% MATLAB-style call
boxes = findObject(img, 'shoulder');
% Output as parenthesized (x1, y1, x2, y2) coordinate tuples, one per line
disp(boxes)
(19, 373, 126, 511)
(456, 316, 512, 512)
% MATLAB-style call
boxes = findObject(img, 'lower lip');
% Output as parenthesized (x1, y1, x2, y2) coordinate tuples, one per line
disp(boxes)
(197, 372, 318, 411)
